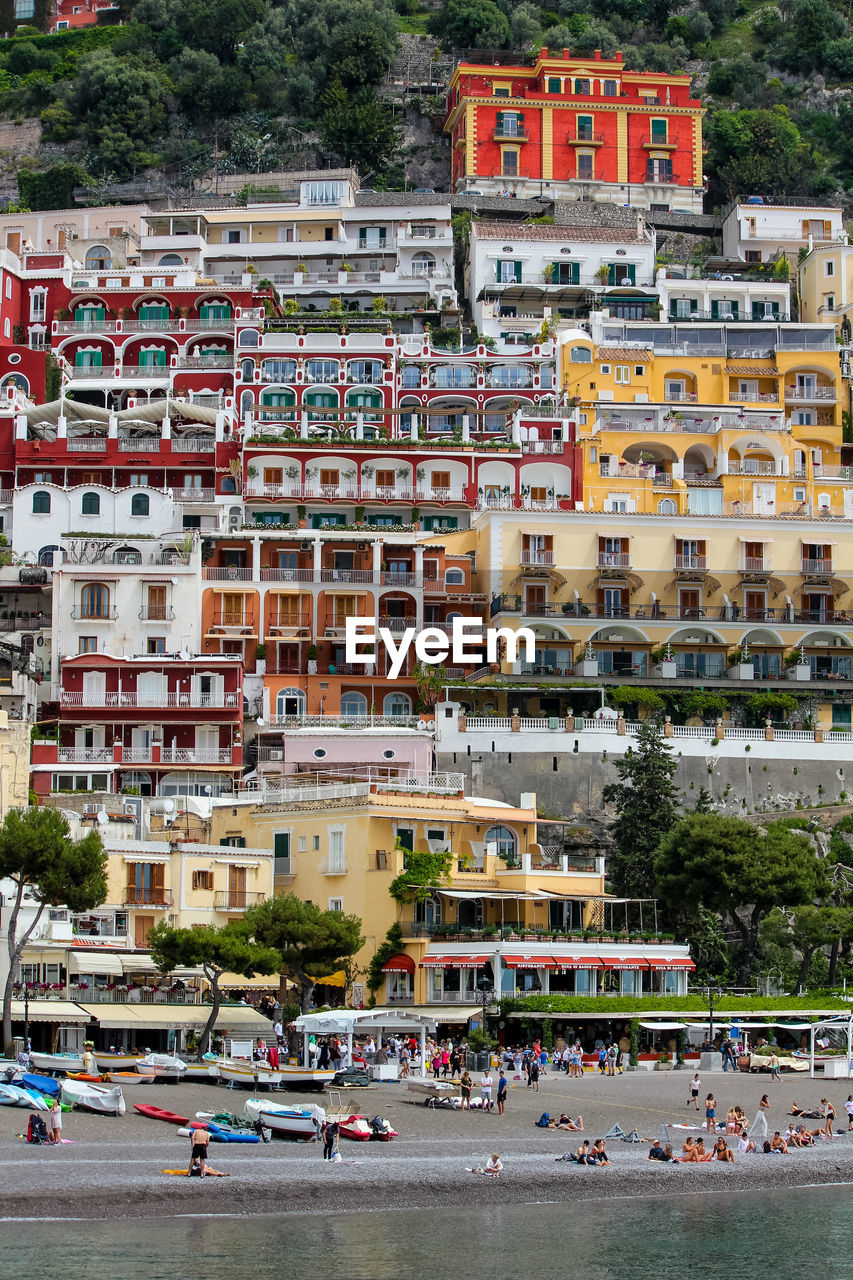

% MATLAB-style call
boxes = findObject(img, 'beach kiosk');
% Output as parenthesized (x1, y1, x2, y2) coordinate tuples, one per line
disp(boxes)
(292, 1008, 437, 1077)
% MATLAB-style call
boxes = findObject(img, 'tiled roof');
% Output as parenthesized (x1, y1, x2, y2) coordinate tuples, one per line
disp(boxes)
(723, 364, 778, 375)
(597, 347, 653, 362)
(473, 220, 643, 243)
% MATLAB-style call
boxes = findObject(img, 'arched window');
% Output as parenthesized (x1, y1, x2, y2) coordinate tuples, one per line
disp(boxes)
(241, 358, 256, 382)
(38, 544, 58, 566)
(113, 546, 141, 564)
(32, 491, 50, 514)
(131, 493, 149, 517)
(445, 567, 465, 585)
(240, 390, 254, 415)
(80, 583, 110, 619)
(1, 373, 28, 395)
(570, 346, 592, 362)
(276, 687, 306, 717)
(412, 252, 436, 277)
(341, 691, 368, 716)
(85, 246, 111, 270)
(158, 254, 184, 266)
(657, 498, 677, 515)
(237, 329, 260, 347)
(383, 691, 412, 717)
(81, 492, 100, 515)
(485, 824, 518, 864)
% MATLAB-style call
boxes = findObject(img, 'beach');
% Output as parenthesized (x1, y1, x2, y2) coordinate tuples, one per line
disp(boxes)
(2, 1065, 853, 1220)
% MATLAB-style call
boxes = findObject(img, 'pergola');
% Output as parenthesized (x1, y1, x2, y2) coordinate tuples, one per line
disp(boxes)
(291, 1008, 438, 1076)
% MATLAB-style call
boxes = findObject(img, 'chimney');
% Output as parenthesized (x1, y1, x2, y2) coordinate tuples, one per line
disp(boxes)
(594, 49, 601, 59)
(615, 51, 623, 62)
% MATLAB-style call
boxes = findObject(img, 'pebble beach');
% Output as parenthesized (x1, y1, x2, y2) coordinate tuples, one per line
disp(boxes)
(3, 1066, 853, 1220)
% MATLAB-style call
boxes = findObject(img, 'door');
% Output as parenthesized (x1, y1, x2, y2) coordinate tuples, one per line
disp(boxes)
(137, 672, 165, 708)
(744, 590, 766, 621)
(525, 584, 546, 614)
(602, 587, 626, 618)
(752, 483, 775, 515)
(679, 589, 701, 618)
(222, 593, 243, 627)
(82, 671, 106, 704)
(134, 915, 155, 947)
(228, 865, 247, 910)
(196, 726, 219, 761)
(147, 585, 166, 620)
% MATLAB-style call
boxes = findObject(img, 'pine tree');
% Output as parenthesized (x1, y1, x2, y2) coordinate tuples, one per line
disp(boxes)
(602, 721, 679, 898)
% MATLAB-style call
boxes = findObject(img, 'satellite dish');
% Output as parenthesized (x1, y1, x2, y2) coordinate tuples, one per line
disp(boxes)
(97, 810, 109, 826)
(203, 785, 212, 796)
(179, 649, 190, 661)
(256, 717, 265, 727)
(162, 799, 175, 814)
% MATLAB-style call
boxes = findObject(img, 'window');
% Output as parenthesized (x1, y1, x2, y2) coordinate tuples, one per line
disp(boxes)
(383, 691, 412, 716)
(485, 824, 517, 864)
(358, 227, 386, 249)
(131, 493, 149, 517)
(146, 585, 167, 620)
(305, 359, 339, 383)
(615, 366, 630, 384)
(260, 359, 296, 381)
(574, 78, 590, 93)
(493, 86, 510, 97)
(313, 835, 320, 851)
(78, 636, 97, 653)
(147, 637, 166, 654)
(273, 832, 291, 875)
(576, 114, 593, 141)
(298, 836, 307, 852)
(646, 157, 673, 182)
(495, 110, 524, 138)
(340, 691, 368, 716)
(29, 290, 45, 321)
(32, 491, 50, 514)
(226, 230, 242, 244)
(501, 150, 518, 178)
(445, 567, 465, 584)
(276, 687, 306, 717)
(14, 0, 35, 17)
(192, 870, 214, 890)
(577, 153, 593, 180)
(825, 260, 835, 276)
(497, 260, 522, 283)
(81, 492, 100, 516)
(650, 118, 668, 143)
(603, 79, 617, 96)
(427, 829, 446, 843)
(745, 250, 761, 264)
(80, 583, 110, 619)
(547, 77, 561, 92)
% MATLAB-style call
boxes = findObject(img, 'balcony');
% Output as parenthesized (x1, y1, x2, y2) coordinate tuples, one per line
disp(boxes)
(214, 891, 266, 911)
(138, 605, 176, 621)
(123, 888, 173, 907)
(492, 127, 530, 141)
(121, 365, 171, 380)
(728, 461, 778, 476)
(171, 488, 216, 503)
(640, 133, 678, 149)
(58, 747, 113, 763)
(597, 552, 631, 569)
(204, 567, 253, 581)
(377, 615, 417, 632)
(70, 606, 119, 621)
(59, 690, 240, 709)
(162, 747, 234, 764)
(785, 385, 836, 402)
(66, 366, 114, 381)
(521, 550, 555, 566)
(208, 612, 257, 633)
(118, 437, 160, 452)
(802, 558, 833, 574)
(729, 391, 779, 403)
(674, 554, 707, 571)
(813, 465, 853, 481)
(739, 556, 772, 573)
(566, 131, 604, 145)
(172, 437, 216, 452)
(177, 354, 233, 369)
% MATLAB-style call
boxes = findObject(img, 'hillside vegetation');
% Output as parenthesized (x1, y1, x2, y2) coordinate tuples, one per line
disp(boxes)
(3, 0, 853, 203)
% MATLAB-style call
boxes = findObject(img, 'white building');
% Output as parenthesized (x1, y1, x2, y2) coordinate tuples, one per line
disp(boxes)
(656, 269, 791, 322)
(721, 200, 845, 265)
(468, 217, 656, 342)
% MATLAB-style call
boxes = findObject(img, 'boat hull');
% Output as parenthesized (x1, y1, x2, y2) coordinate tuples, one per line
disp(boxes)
(134, 1103, 189, 1125)
(106, 1072, 146, 1085)
(0, 1084, 37, 1107)
(61, 1080, 126, 1116)
(94, 1054, 144, 1072)
(137, 1054, 188, 1081)
(29, 1053, 85, 1074)
(22, 1073, 61, 1098)
(244, 1098, 325, 1139)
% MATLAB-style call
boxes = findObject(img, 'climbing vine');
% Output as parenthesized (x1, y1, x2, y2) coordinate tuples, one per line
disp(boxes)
(388, 847, 453, 903)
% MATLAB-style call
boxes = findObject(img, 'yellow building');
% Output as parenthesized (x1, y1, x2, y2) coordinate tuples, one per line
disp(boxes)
(0, 712, 34, 816)
(799, 240, 853, 338)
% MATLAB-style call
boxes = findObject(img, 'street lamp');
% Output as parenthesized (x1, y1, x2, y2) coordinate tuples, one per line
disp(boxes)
(476, 974, 495, 1051)
(23, 979, 30, 1058)
(701, 983, 724, 1047)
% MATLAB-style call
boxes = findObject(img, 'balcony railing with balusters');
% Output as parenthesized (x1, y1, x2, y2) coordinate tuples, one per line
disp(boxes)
(520, 550, 555, 566)
(214, 891, 266, 911)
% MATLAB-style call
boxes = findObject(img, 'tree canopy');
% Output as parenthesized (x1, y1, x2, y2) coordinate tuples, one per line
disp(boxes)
(0, 807, 107, 1052)
(602, 721, 679, 899)
(655, 814, 828, 984)
(245, 894, 363, 1009)
(148, 919, 280, 1055)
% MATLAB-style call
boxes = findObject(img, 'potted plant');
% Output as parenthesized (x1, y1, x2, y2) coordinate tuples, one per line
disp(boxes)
(254, 643, 266, 673)
(354, 505, 365, 526)
(297, 505, 306, 528)
(307, 644, 318, 675)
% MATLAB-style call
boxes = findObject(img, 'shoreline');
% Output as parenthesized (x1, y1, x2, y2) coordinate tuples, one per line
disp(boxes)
(4, 1071, 853, 1221)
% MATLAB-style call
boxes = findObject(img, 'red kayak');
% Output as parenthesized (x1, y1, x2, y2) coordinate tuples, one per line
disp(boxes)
(134, 1103, 189, 1126)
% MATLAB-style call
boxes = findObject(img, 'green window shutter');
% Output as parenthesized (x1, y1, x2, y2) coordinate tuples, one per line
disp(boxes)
(514, 261, 522, 282)
(752, 303, 760, 321)
(625, 265, 636, 285)
(771, 303, 779, 318)
(423, 516, 434, 530)
(711, 300, 718, 319)
(572, 263, 579, 284)
(517, 112, 524, 130)
(496, 111, 504, 130)
(607, 265, 616, 286)
(730, 303, 739, 320)
(273, 833, 290, 873)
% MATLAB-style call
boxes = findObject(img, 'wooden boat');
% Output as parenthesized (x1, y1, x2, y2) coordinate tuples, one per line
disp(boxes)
(94, 1052, 144, 1072)
(61, 1079, 126, 1116)
(134, 1102, 189, 1125)
(136, 1054, 188, 1081)
(106, 1071, 146, 1085)
(182, 1060, 218, 1082)
(21, 1073, 61, 1098)
(29, 1052, 85, 1074)
(213, 1058, 282, 1088)
(244, 1098, 325, 1139)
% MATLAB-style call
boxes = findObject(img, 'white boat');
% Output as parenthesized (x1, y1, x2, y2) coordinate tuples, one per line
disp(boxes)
(182, 1059, 218, 1082)
(136, 1053, 188, 1080)
(94, 1052, 144, 1072)
(244, 1098, 325, 1138)
(61, 1079, 126, 1116)
(214, 1058, 282, 1088)
(0, 1058, 24, 1081)
(29, 1051, 85, 1074)
(0, 1083, 36, 1107)
(407, 1078, 458, 1098)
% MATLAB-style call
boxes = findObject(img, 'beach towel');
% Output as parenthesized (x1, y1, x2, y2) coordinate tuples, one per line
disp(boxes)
(163, 1168, 231, 1178)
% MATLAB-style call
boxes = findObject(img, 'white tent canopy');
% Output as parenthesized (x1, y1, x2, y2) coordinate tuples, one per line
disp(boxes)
(291, 1008, 438, 1077)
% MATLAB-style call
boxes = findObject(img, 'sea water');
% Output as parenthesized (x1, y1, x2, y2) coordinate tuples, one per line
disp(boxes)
(2, 1184, 850, 1279)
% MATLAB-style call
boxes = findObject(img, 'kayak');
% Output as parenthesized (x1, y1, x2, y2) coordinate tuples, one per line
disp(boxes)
(67, 1073, 104, 1084)
(22, 1073, 61, 1098)
(134, 1103, 189, 1125)
(106, 1072, 146, 1085)
(205, 1120, 260, 1144)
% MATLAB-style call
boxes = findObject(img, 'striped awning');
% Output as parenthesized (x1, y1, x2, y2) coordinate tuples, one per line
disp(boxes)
(646, 956, 696, 971)
(419, 954, 490, 969)
(381, 954, 415, 974)
(598, 955, 650, 971)
(503, 956, 556, 970)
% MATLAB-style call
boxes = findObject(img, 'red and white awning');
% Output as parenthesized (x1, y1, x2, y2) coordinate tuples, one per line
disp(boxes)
(647, 956, 696, 971)
(598, 955, 651, 971)
(419, 954, 490, 969)
(381, 954, 415, 974)
(552, 955, 604, 970)
(504, 956, 556, 970)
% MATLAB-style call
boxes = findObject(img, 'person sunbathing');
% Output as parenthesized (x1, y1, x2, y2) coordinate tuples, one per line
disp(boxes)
(788, 1101, 806, 1117)
(680, 1138, 701, 1163)
(647, 1140, 673, 1161)
(795, 1125, 816, 1146)
(714, 1138, 735, 1163)
(573, 1140, 595, 1165)
(695, 1138, 712, 1161)
(551, 1113, 584, 1131)
(769, 1131, 789, 1154)
(591, 1139, 609, 1165)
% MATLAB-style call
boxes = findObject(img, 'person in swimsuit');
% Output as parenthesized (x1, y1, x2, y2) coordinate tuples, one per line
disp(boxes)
(188, 1126, 210, 1177)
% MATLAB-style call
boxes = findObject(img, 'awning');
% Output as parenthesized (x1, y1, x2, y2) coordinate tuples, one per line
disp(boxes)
(315, 971, 346, 988)
(504, 956, 556, 969)
(68, 953, 124, 977)
(639, 1020, 688, 1030)
(381, 954, 416, 974)
(646, 956, 696, 971)
(419, 954, 490, 968)
(120, 955, 160, 975)
(10, 1000, 91, 1024)
(598, 955, 650, 971)
(738, 535, 774, 544)
(76, 1003, 273, 1033)
(552, 955, 605, 970)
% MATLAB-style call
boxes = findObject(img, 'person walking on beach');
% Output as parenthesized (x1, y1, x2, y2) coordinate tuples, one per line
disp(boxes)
(188, 1125, 210, 1178)
(48, 1097, 62, 1145)
(821, 1098, 836, 1138)
(769, 1052, 783, 1083)
(322, 1120, 340, 1160)
(529, 1058, 540, 1093)
(481, 1069, 494, 1111)
(497, 1069, 507, 1116)
(845, 1095, 853, 1130)
(460, 1069, 473, 1111)
(687, 1072, 701, 1109)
